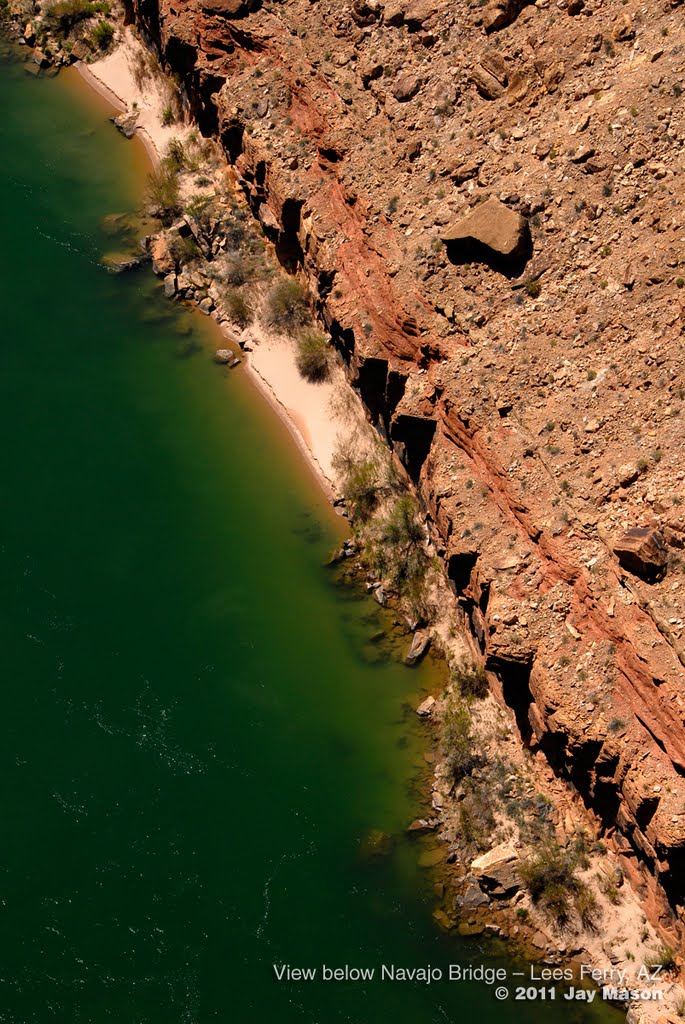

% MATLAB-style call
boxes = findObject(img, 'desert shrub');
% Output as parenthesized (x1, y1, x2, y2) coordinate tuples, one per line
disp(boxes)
(223, 288, 253, 329)
(453, 661, 488, 700)
(363, 496, 429, 602)
(45, 0, 109, 32)
(164, 76, 184, 124)
(185, 193, 213, 222)
(520, 842, 597, 929)
(441, 694, 475, 781)
(161, 106, 175, 127)
(223, 255, 252, 287)
(336, 457, 381, 522)
(265, 279, 311, 332)
(458, 779, 495, 848)
(165, 138, 186, 172)
(91, 19, 114, 49)
(574, 882, 599, 929)
(147, 159, 181, 225)
(168, 234, 200, 266)
(296, 330, 330, 382)
(645, 946, 677, 973)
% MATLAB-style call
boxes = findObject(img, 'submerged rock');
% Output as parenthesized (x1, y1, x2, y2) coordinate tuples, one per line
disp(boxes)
(360, 828, 394, 859)
(404, 629, 430, 666)
(416, 695, 436, 717)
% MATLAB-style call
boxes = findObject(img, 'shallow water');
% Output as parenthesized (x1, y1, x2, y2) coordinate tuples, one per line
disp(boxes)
(0, 43, 621, 1024)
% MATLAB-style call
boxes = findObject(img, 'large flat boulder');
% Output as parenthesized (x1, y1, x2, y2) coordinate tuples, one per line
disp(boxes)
(471, 842, 521, 897)
(441, 198, 530, 259)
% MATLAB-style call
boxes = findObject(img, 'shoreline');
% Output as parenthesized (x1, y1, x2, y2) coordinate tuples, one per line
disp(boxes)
(31, 35, 685, 1021)
(70, 46, 341, 503)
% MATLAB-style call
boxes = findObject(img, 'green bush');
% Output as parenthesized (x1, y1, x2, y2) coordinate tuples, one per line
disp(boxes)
(453, 662, 488, 700)
(370, 497, 428, 598)
(223, 255, 252, 287)
(146, 159, 181, 225)
(296, 330, 330, 382)
(645, 946, 677, 973)
(336, 457, 381, 522)
(223, 288, 253, 329)
(169, 234, 201, 266)
(45, 0, 110, 32)
(265, 279, 311, 332)
(161, 106, 175, 127)
(441, 694, 474, 781)
(91, 19, 114, 49)
(520, 842, 597, 929)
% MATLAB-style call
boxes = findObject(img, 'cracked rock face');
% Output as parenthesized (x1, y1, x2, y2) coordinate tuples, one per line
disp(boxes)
(122, 0, 685, 917)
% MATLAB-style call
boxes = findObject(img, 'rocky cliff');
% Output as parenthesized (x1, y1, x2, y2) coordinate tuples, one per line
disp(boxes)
(122, 0, 685, 915)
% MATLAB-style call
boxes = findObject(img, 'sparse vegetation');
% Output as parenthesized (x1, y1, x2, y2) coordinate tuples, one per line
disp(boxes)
(146, 155, 181, 225)
(45, 0, 110, 33)
(168, 234, 200, 265)
(452, 661, 488, 700)
(645, 945, 678, 973)
(365, 496, 429, 602)
(223, 288, 253, 329)
(441, 693, 475, 781)
(295, 330, 331, 382)
(264, 279, 311, 332)
(332, 443, 384, 523)
(520, 842, 597, 929)
(89, 18, 114, 48)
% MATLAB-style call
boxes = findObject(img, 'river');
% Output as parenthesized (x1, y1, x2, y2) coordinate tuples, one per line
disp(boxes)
(0, 41, 620, 1024)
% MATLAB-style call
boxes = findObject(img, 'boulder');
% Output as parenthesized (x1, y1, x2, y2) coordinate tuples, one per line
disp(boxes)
(416, 695, 436, 717)
(201, 0, 261, 16)
(71, 40, 91, 61)
(470, 65, 503, 100)
(471, 842, 521, 896)
(392, 74, 421, 102)
(163, 274, 177, 298)
(112, 110, 139, 139)
(407, 818, 438, 834)
(214, 349, 233, 364)
(151, 234, 175, 276)
(483, 0, 533, 33)
(384, 0, 448, 27)
(613, 528, 667, 582)
(457, 876, 491, 909)
(405, 630, 431, 665)
(441, 197, 532, 271)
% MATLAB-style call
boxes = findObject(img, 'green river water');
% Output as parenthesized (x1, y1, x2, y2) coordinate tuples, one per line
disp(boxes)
(0, 43, 621, 1024)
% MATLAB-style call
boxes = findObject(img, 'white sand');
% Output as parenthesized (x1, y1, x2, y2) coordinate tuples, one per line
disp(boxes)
(76, 32, 356, 497)
(77, 28, 191, 163)
(239, 325, 350, 495)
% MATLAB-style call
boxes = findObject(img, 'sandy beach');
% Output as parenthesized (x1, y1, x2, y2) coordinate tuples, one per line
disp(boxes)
(79, 30, 356, 498)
